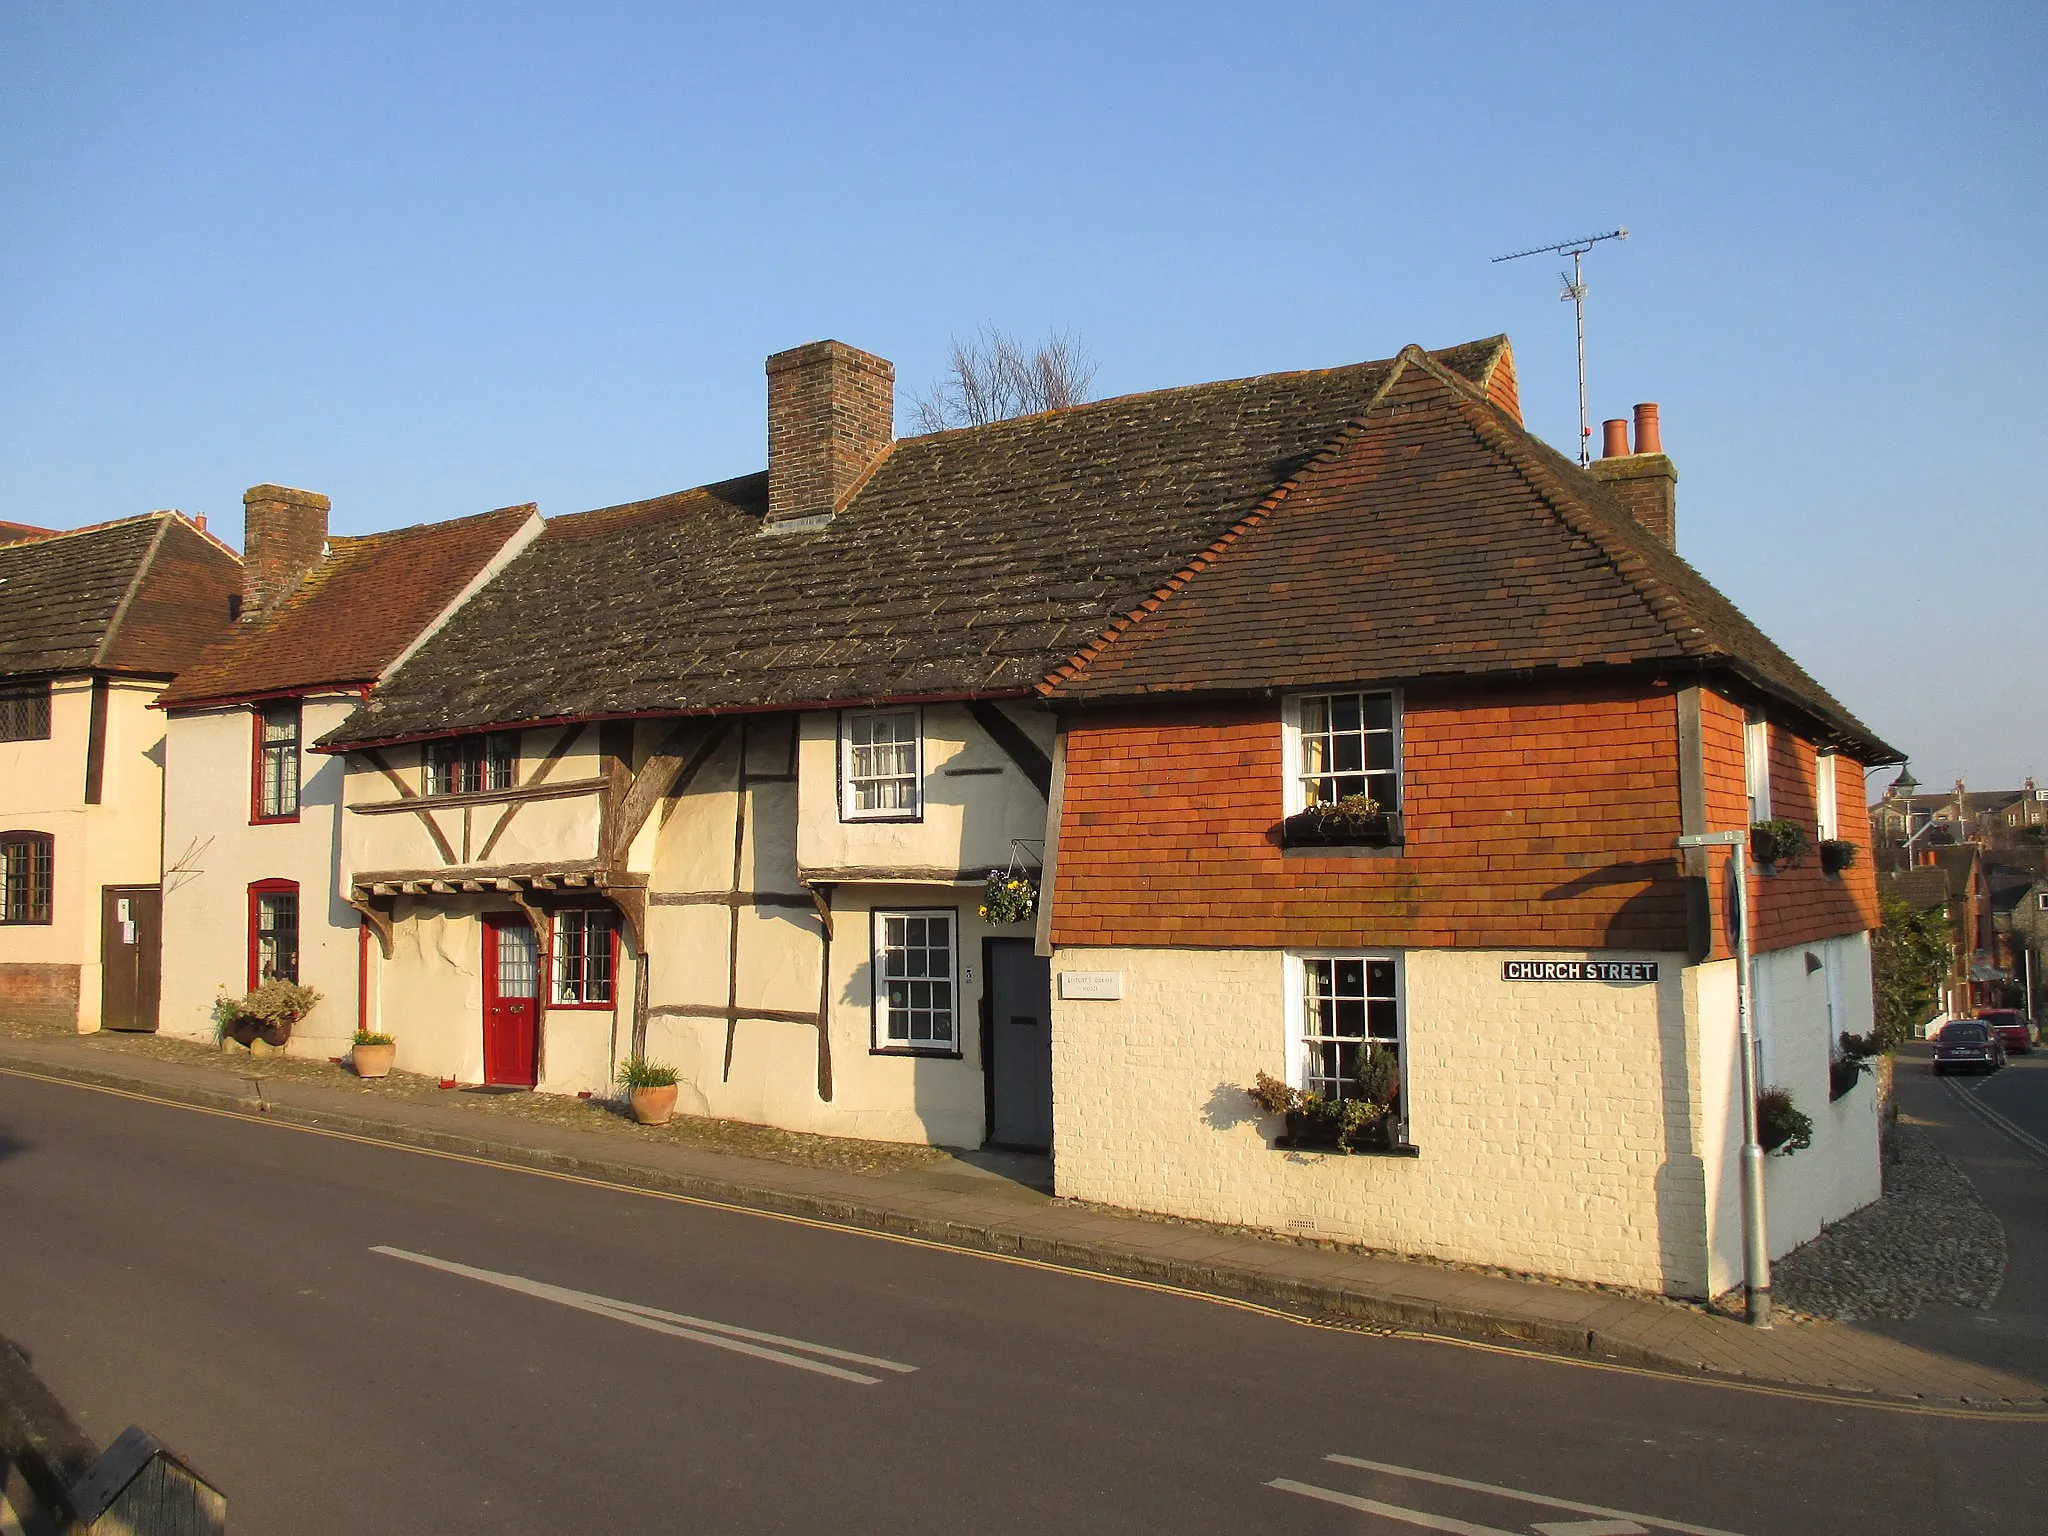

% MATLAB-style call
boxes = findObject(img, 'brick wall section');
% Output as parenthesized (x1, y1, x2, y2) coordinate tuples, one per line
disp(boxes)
(1695, 687, 1879, 960)
(0, 963, 81, 1030)
(1053, 677, 1692, 951)
(765, 341, 895, 525)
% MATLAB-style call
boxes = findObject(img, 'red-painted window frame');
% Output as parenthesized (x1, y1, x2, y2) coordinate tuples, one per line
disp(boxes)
(250, 698, 303, 825)
(248, 878, 301, 990)
(548, 907, 619, 1010)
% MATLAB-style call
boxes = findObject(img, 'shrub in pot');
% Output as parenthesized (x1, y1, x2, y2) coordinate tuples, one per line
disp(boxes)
(1282, 793, 1397, 848)
(219, 979, 321, 1051)
(351, 1030, 398, 1079)
(1829, 1030, 1878, 1101)
(1749, 819, 1810, 868)
(618, 1056, 681, 1125)
(1756, 1087, 1814, 1154)
(979, 869, 1037, 926)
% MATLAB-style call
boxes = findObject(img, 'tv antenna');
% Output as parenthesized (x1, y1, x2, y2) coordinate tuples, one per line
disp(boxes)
(1492, 227, 1628, 465)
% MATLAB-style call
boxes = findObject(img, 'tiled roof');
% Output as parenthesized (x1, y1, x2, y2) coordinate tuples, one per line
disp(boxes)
(0, 520, 55, 545)
(323, 340, 1514, 747)
(158, 504, 534, 708)
(1884, 868, 1952, 911)
(1046, 348, 1895, 761)
(0, 513, 241, 680)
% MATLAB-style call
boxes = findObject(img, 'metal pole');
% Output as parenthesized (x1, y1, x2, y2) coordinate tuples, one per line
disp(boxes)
(1729, 838, 1772, 1327)
(1573, 247, 1590, 466)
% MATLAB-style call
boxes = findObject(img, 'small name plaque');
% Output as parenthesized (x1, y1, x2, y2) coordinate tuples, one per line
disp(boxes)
(1502, 959, 1659, 984)
(1059, 971, 1124, 1001)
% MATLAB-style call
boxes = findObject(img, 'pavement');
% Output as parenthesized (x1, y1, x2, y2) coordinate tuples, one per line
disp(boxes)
(2, 1027, 2044, 1412)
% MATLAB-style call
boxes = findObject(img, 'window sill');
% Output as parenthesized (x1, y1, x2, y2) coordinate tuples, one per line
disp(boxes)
(547, 1000, 616, 1012)
(250, 814, 301, 826)
(1272, 1137, 1420, 1158)
(840, 813, 926, 825)
(870, 1045, 964, 1060)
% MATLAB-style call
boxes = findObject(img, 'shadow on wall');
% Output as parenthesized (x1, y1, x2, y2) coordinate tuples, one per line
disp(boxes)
(1202, 1082, 1262, 1134)
(1544, 861, 1709, 1298)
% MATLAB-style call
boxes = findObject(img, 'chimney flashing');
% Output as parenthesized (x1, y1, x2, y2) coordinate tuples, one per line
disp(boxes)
(241, 482, 330, 619)
(765, 339, 895, 529)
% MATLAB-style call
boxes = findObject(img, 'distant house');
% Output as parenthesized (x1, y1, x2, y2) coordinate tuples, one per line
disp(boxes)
(1880, 848, 1991, 1020)
(1871, 773, 2046, 849)
(152, 487, 538, 1052)
(0, 514, 240, 1031)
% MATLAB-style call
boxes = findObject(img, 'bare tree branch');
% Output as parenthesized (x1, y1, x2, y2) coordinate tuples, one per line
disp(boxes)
(910, 326, 1097, 430)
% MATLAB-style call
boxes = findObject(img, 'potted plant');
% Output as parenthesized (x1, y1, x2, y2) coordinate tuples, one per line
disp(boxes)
(1756, 1087, 1814, 1154)
(1829, 1030, 1879, 1101)
(1249, 1062, 1401, 1153)
(1819, 838, 1859, 874)
(1281, 793, 1399, 849)
(618, 1056, 681, 1125)
(351, 1030, 398, 1079)
(219, 980, 321, 1055)
(1749, 818, 1810, 868)
(979, 869, 1037, 926)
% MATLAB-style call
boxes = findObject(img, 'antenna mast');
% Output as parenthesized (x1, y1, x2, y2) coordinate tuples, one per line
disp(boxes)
(1492, 228, 1628, 465)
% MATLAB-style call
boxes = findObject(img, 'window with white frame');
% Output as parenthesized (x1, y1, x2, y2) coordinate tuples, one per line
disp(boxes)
(1744, 711, 1772, 821)
(1288, 953, 1402, 1101)
(1285, 691, 1400, 813)
(871, 909, 956, 1051)
(1816, 751, 1839, 841)
(551, 909, 615, 1005)
(841, 709, 921, 819)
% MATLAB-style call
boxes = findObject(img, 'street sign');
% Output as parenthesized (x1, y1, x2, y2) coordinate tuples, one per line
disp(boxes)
(1501, 960, 1659, 983)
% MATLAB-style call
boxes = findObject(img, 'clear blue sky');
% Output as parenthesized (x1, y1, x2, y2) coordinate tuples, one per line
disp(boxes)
(4, 3, 2042, 792)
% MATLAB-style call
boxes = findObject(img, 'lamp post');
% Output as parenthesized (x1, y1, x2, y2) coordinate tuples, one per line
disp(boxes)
(1678, 828, 1772, 1327)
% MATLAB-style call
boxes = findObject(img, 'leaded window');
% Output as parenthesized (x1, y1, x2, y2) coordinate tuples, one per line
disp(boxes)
(0, 834, 53, 924)
(426, 733, 518, 796)
(0, 683, 52, 742)
(256, 701, 301, 820)
(251, 885, 299, 983)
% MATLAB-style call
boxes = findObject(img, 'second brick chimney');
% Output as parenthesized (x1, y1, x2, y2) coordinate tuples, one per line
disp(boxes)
(765, 340, 894, 530)
(242, 483, 330, 618)
(1585, 402, 1677, 547)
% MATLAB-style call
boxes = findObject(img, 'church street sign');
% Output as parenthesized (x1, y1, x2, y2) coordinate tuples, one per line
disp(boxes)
(1501, 959, 1659, 983)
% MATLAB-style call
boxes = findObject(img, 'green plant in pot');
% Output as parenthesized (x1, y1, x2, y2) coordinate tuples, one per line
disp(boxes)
(1829, 1030, 1878, 1101)
(1756, 1087, 1814, 1154)
(979, 869, 1037, 926)
(1818, 838, 1859, 874)
(1283, 793, 1394, 847)
(1749, 819, 1810, 868)
(351, 1029, 398, 1079)
(618, 1056, 682, 1125)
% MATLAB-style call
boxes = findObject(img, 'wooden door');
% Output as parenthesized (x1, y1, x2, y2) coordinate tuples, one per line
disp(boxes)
(100, 885, 161, 1032)
(482, 913, 539, 1087)
(985, 938, 1053, 1150)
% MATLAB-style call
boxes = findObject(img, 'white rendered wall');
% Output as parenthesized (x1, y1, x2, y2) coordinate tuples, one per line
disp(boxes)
(1052, 944, 1712, 1294)
(159, 696, 360, 1053)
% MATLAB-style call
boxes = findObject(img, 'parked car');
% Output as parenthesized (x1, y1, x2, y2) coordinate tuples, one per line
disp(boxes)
(1933, 1020, 2007, 1074)
(1976, 1009, 2036, 1053)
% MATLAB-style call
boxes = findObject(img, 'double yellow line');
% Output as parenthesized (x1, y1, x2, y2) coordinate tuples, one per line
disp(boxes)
(6, 1062, 2044, 1424)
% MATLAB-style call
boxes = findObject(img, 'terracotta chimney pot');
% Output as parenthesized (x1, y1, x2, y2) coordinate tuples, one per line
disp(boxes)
(1601, 419, 1631, 459)
(1632, 402, 1662, 455)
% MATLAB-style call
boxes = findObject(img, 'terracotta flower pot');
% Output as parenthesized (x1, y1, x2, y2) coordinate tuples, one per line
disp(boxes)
(631, 1084, 679, 1125)
(352, 1042, 397, 1079)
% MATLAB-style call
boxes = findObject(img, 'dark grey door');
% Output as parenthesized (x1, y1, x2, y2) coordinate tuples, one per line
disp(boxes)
(986, 939, 1053, 1149)
(100, 885, 160, 1032)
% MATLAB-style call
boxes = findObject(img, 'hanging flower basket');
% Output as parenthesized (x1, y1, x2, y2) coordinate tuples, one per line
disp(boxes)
(980, 869, 1038, 926)
(1819, 838, 1858, 874)
(1749, 818, 1810, 868)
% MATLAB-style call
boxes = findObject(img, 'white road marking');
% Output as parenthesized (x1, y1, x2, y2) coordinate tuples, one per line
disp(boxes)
(1268, 1480, 1524, 1535)
(371, 1246, 918, 1385)
(1317, 1455, 1746, 1536)
(1532, 1522, 1649, 1536)
(1942, 1079, 2048, 1165)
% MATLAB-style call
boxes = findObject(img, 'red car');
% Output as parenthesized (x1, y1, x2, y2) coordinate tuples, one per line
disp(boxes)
(1976, 1009, 2036, 1054)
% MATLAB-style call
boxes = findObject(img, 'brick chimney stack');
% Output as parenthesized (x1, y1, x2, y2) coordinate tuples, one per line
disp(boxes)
(765, 341, 894, 530)
(241, 483, 330, 618)
(1585, 402, 1677, 547)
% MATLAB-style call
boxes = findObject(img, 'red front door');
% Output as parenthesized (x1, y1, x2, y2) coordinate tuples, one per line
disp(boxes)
(483, 914, 540, 1087)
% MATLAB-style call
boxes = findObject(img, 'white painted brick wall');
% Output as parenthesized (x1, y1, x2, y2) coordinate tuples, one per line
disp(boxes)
(1052, 945, 1712, 1294)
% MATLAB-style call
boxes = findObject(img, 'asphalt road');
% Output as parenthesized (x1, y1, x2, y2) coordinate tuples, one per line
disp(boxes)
(0, 1070, 2039, 1536)
(1883, 1040, 2048, 1383)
